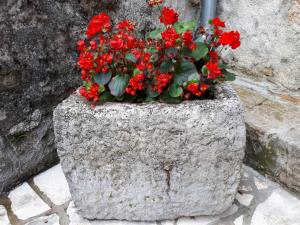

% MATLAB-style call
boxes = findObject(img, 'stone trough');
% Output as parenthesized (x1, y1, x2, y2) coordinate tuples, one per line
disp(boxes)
(53, 84, 246, 221)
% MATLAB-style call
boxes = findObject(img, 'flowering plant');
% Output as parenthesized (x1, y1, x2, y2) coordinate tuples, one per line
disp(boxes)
(77, 0, 240, 103)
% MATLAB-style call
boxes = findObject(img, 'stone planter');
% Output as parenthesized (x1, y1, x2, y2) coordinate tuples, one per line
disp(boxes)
(53, 84, 246, 221)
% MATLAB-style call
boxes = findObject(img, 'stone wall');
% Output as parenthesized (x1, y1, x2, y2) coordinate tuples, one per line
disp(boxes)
(218, 0, 300, 91)
(0, 0, 200, 193)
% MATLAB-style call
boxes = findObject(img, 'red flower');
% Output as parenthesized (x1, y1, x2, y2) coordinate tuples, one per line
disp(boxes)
(78, 51, 94, 71)
(212, 17, 225, 28)
(154, 73, 173, 93)
(117, 20, 135, 31)
(186, 83, 201, 96)
(161, 27, 180, 48)
(183, 31, 193, 46)
(109, 37, 124, 50)
(206, 61, 222, 80)
(77, 40, 85, 52)
(89, 40, 97, 50)
(209, 51, 218, 63)
(219, 31, 241, 49)
(200, 83, 209, 92)
(86, 12, 111, 38)
(80, 83, 100, 102)
(126, 74, 146, 95)
(160, 7, 179, 26)
(182, 31, 197, 51)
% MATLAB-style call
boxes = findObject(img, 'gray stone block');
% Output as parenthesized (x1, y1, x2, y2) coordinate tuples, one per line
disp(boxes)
(53, 84, 246, 221)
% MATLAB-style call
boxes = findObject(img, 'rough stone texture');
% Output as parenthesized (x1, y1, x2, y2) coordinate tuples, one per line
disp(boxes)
(232, 77, 300, 193)
(0, 0, 200, 193)
(218, 0, 300, 90)
(53, 84, 246, 221)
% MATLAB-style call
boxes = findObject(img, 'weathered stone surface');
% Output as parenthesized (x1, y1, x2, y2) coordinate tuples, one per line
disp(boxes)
(54, 84, 246, 221)
(233, 77, 300, 193)
(219, 0, 300, 90)
(0, 0, 200, 193)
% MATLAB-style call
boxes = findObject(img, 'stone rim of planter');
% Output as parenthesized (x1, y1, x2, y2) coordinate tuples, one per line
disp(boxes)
(53, 83, 246, 221)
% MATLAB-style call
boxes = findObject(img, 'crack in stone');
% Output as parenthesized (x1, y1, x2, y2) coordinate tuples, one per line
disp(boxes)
(27, 179, 70, 225)
(164, 166, 173, 198)
(0, 194, 23, 225)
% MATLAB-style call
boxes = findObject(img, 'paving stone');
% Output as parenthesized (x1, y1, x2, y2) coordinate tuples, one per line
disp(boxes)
(254, 177, 269, 190)
(25, 214, 60, 225)
(234, 215, 243, 225)
(33, 164, 71, 205)
(8, 183, 50, 220)
(251, 189, 300, 225)
(177, 216, 218, 225)
(67, 202, 156, 225)
(236, 193, 253, 207)
(0, 205, 10, 225)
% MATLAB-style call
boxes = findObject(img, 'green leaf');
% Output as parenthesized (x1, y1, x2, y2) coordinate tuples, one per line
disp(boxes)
(202, 66, 208, 75)
(160, 59, 173, 73)
(108, 74, 130, 97)
(125, 53, 137, 63)
(145, 96, 155, 102)
(188, 72, 200, 82)
(133, 68, 142, 76)
(160, 91, 182, 104)
(173, 20, 197, 33)
(165, 48, 178, 58)
(146, 85, 159, 98)
(100, 91, 114, 103)
(169, 83, 183, 98)
(219, 63, 228, 70)
(147, 28, 164, 39)
(183, 42, 208, 61)
(98, 84, 105, 94)
(94, 71, 112, 85)
(146, 47, 158, 53)
(174, 59, 198, 85)
(223, 70, 236, 81)
(83, 81, 92, 89)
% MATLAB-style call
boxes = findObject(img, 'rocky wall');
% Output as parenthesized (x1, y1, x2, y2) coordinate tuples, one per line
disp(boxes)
(219, 0, 300, 91)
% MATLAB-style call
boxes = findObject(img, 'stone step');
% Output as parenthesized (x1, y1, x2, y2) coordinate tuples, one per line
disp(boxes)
(232, 76, 300, 194)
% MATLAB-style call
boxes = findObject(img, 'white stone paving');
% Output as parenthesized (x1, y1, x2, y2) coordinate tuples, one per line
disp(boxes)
(234, 215, 244, 225)
(3, 164, 300, 225)
(8, 182, 50, 220)
(24, 214, 60, 225)
(250, 189, 300, 225)
(33, 164, 71, 205)
(254, 177, 269, 190)
(0, 205, 10, 225)
(236, 193, 254, 207)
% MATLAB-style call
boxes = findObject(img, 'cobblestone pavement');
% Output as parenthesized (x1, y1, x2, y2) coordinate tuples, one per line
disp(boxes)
(1, 165, 300, 225)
